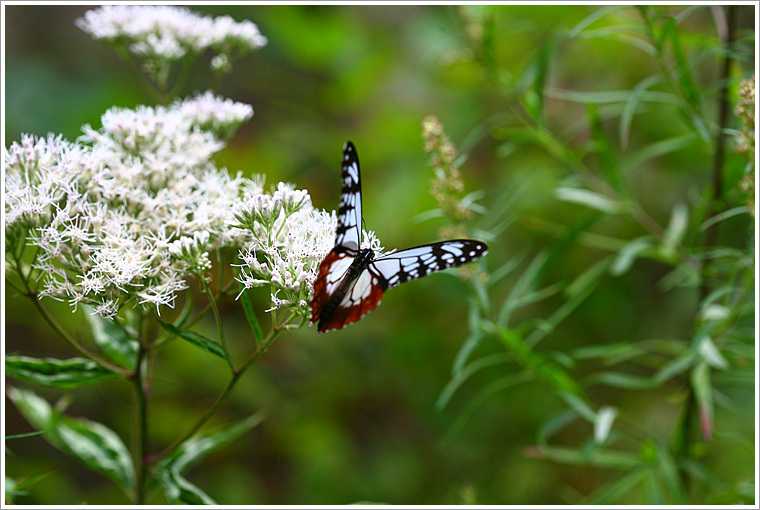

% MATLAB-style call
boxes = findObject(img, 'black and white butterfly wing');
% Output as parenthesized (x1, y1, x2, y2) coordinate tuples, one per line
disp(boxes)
(311, 141, 364, 329)
(369, 240, 488, 289)
(310, 141, 488, 333)
(334, 141, 363, 254)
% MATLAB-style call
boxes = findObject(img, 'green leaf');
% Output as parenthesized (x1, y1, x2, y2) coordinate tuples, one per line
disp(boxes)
(611, 236, 655, 276)
(163, 412, 266, 474)
(498, 250, 548, 327)
(621, 133, 697, 175)
(620, 75, 662, 149)
(438, 353, 512, 411)
(588, 467, 650, 504)
(157, 320, 228, 361)
(84, 305, 138, 370)
(567, 5, 626, 38)
(239, 287, 263, 346)
(156, 412, 266, 504)
(691, 360, 713, 440)
(157, 470, 217, 505)
(662, 202, 689, 256)
(7, 387, 134, 495)
(594, 406, 619, 443)
(5, 356, 120, 388)
(555, 187, 620, 214)
(536, 445, 639, 469)
(587, 103, 625, 193)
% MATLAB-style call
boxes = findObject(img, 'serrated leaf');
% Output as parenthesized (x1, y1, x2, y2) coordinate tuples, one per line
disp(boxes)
(84, 305, 138, 370)
(7, 387, 134, 495)
(239, 287, 263, 346)
(556, 187, 620, 214)
(5, 356, 120, 388)
(157, 320, 228, 361)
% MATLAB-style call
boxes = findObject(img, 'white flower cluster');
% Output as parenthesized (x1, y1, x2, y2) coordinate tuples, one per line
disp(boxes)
(4, 94, 254, 318)
(232, 182, 384, 318)
(76, 5, 267, 62)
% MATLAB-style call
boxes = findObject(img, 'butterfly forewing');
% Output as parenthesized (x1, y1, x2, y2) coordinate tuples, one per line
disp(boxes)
(334, 141, 363, 254)
(310, 142, 488, 333)
(310, 249, 355, 325)
(369, 240, 488, 289)
(316, 268, 387, 333)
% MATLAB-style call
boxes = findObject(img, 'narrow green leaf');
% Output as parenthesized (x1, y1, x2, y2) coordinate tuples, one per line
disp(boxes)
(239, 287, 263, 346)
(84, 305, 138, 370)
(544, 87, 675, 105)
(594, 406, 619, 443)
(663, 17, 700, 112)
(438, 353, 512, 411)
(653, 353, 695, 385)
(621, 133, 697, 174)
(699, 206, 749, 232)
(567, 5, 626, 38)
(662, 202, 689, 256)
(697, 335, 728, 369)
(691, 360, 713, 440)
(498, 250, 548, 327)
(158, 470, 217, 505)
(620, 75, 662, 149)
(587, 103, 625, 193)
(588, 467, 650, 504)
(556, 187, 620, 214)
(585, 371, 658, 390)
(537, 445, 639, 469)
(156, 412, 266, 504)
(7, 387, 135, 495)
(163, 412, 267, 474)
(526, 257, 612, 348)
(439, 373, 531, 446)
(611, 236, 655, 276)
(654, 442, 686, 503)
(451, 300, 486, 375)
(157, 320, 227, 360)
(5, 356, 120, 388)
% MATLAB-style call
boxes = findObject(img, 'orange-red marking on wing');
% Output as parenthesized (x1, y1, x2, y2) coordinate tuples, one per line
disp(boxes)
(317, 281, 385, 333)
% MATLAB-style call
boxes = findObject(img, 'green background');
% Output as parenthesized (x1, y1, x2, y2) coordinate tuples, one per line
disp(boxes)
(4, 4, 756, 505)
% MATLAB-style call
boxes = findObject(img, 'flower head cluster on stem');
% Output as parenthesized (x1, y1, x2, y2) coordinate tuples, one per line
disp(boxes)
(232, 182, 383, 320)
(76, 6, 267, 92)
(4, 94, 255, 318)
(735, 76, 755, 217)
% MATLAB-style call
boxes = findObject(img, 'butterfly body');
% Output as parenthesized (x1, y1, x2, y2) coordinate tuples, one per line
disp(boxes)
(310, 141, 487, 333)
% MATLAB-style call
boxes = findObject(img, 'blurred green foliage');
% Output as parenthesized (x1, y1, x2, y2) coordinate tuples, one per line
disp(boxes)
(4, 4, 756, 505)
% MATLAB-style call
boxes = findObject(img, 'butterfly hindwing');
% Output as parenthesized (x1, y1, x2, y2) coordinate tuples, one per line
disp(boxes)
(334, 141, 362, 254)
(316, 266, 387, 333)
(369, 240, 488, 289)
(310, 142, 488, 333)
(310, 249, 355, 326)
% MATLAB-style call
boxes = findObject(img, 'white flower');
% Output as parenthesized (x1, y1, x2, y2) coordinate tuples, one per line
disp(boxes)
(233, 184, 384, 318)
(4, 94, 254, 318)
(76, 6, 266, 65)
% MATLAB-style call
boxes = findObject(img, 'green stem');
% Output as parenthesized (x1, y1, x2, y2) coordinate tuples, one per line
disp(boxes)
(150, 311, 293, 463)
(199, 274, 232, 371)
(675, 5, 737, 500)
(132, 342, 150, 504)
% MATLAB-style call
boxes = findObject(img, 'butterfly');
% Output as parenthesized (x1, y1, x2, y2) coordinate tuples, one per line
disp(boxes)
(309, 141, 488, 333)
